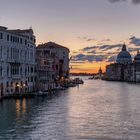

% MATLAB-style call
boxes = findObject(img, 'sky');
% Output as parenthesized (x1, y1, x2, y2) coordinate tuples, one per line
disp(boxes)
(1, 0, 140, 73)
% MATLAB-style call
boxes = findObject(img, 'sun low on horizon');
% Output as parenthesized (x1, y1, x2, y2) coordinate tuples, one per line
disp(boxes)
(1, 0, 140, 73)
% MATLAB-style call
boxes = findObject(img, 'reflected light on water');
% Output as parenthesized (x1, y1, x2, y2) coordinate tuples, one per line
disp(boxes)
(15, 99, 20, 118)
(0, 79, 140, 140)
(22, 98, 26, 115)
(15, 98, 27, 118)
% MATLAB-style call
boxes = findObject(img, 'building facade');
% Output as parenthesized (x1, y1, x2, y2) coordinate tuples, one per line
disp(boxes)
(37, 42, 70, 77)
(36, 42, 69, 91)
(36, 48, 59, 91)
(104, 44, 140, 82)
(0, 26, 36, 98)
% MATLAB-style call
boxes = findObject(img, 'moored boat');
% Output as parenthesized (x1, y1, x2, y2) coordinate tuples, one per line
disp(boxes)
(36, 91, 49, 96)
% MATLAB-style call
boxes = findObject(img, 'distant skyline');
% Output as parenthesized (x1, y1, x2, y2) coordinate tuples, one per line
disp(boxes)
(1, 0, 140, 73)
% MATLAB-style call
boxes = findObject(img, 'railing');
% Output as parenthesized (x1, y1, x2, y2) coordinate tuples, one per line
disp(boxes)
(7, 58, 21, 64)
(11, 75, 21, 79)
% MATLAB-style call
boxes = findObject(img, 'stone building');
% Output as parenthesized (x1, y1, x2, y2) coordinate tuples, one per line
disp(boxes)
(0, 26, 36, 98)
(133, 51, 140, 82)
(36, 42, 69, 91)
(37, 42, 70, 78)
(104, 44, 140, 82)
(36, 48, 59, 91)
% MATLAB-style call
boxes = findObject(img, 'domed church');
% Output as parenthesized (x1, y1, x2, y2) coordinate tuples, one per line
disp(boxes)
(117, 43, 132, 64)
(105, 43, 140, 82)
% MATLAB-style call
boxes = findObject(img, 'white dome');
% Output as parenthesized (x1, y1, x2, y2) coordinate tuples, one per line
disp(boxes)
(116, 44, 132, 64)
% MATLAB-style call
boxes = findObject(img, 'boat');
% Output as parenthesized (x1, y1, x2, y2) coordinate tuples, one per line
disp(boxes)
(68, 82, 77, 87)
(88, 77, 94, 79)
(73, 78, 84, 84)
(36, 91, 49, 96)
(54, 85, 66, 90)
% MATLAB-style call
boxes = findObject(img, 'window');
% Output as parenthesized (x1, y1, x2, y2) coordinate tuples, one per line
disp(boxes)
(0, 46, 2, 58)
(31, 76, 33, 82)
(20, 67, 22, 75)
(13, 36, 15, 42)
(0, 33, 3, 39)
(6, 81, 9, 87)
(30, 36, 33, 41)
(28, 66, 30, 73)
(20, 38, 22, 44)
(7, 65, 9, 77)
(10, 35, 13, 42)
(7, 34, 9, 41)
(0, 63, 2, 77)
(31, 67, 33, 73)
(25, 67, 27, 76)
(17, 37, 19, 43)
(25, 40, 27, 45)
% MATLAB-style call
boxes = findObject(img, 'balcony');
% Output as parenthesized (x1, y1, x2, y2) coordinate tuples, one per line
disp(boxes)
(7, 58, 21, 64)
(11, 75, 22, 80)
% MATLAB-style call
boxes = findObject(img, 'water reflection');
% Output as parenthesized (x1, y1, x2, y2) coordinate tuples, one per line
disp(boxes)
(15, 98, 26, 117)
(0, 79, 140, 139)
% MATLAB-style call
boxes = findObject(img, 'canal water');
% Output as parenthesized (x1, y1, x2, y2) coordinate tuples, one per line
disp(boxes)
(0, 78, 140, 140)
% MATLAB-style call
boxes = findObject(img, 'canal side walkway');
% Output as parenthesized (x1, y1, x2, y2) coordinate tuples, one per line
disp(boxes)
(0, 78, 84, 102)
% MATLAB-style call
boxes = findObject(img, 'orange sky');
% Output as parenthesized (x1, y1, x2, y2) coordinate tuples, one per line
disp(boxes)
(70, 61, 112, 73)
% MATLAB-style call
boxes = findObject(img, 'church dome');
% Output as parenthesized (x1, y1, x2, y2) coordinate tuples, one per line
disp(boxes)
(116, 44, 132, 64)
(134, 50, 140, 63)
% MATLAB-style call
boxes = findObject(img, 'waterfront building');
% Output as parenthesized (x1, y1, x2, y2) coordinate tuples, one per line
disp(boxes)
(0, 26, 36, 97)
(134, 51, 140, 82)
(37, 42, 70, 78)
(36, 48, 59, 91)
(36, 42, 70, 91)
(104, 44, 140, 82)
(116, 43, 132, 64)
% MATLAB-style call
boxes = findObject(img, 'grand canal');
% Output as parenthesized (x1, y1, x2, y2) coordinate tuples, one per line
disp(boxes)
(0, 78, 140, 140)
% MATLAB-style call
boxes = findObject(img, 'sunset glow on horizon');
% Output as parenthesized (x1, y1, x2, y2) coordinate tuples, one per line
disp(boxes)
(70, 61, 112, 73)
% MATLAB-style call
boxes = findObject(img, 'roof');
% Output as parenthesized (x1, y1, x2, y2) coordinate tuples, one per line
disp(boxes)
(116, 44, 132, 64)
(8, 28, 34, 34)
(0, 26, 34, 38)
(37, 42, 70, 51)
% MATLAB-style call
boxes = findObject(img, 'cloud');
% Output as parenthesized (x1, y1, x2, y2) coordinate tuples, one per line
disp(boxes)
(78, 36, 113, 43)
(129, 36, 140, 46)
(77, 36, 95, 42)
(74, 54, 86, 61)
(99, 44, 122, 51)
(87, 50, 97, 54)
(109, 0, 126, 3)
(82, 46, 99, 52)
(107, 55, 117, 62)
(128, 47, 140, 52)
(101, 39, 112, 42)
(71, 44, 123, 62)
(71, 37, 140, 63)
(109, 0, 140, 4)
(82, 44, 122, 53)
(85, 55, 106, 62)
(87, 38, 95, 42)
(73, 54, 107, 62)
(133, 0, 140, 4)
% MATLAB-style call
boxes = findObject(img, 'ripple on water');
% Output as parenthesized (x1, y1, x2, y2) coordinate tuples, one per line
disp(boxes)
(0, 79, 140, 139)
